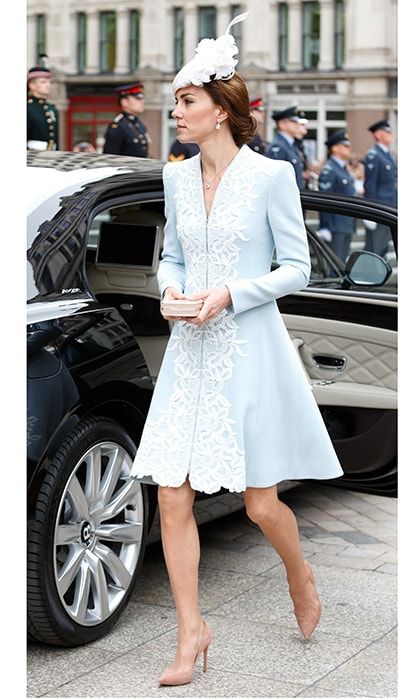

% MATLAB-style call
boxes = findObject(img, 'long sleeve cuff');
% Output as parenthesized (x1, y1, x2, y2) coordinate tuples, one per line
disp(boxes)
(226, 264, 309, 316)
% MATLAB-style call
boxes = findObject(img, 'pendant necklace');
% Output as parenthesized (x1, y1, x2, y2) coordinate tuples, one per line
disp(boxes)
(202, 156, 235, 190)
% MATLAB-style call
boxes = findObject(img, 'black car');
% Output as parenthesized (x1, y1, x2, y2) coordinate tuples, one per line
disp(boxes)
(27, 151, 397, 647)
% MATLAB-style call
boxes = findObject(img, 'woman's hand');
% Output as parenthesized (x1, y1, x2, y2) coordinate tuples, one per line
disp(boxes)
(160, 287, 188, 321)
(186, 286, 232, 326)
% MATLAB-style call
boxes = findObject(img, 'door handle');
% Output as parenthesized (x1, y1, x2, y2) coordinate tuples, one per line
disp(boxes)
(312, 354, 347, 371)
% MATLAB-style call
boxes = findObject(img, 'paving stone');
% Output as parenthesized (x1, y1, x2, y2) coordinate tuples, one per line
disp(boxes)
(209, 565, 396, 642)
(199, 535, 251, 552)
(235, 531, 270, 545)
(333, 530, 384, 545)
(90, 602, 178, 653)
(376, 562, 398, 575)
(315, 519, 357, 533)
(306, 627, 397, 697)
(131, 555, 264, 611)
(338, 545, 387, 560)
(299, 540, 348, 557)
(311, 535, 356, 546)
(42, 650, 305, 698)
(299, 525, 333, 538)
(307, 552, 389, 571)
(199, 542, 281, 575)
(26, 643, 116, 697)
(196, 615, 369, 686)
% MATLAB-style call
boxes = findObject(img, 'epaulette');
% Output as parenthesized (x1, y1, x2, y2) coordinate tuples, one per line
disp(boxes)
(113, 114, 124, 123)
(366, 149, 377, 159)
(320, 165, 332, 173)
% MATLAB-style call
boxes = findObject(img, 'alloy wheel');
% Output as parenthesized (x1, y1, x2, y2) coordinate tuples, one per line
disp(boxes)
(53, 441, 143, 626)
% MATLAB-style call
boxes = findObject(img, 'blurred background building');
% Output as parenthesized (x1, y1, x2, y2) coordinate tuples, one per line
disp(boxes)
(27, 0, 397, 159)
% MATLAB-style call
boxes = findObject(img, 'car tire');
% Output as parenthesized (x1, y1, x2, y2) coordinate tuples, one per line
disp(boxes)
(27, 415, 148, 646)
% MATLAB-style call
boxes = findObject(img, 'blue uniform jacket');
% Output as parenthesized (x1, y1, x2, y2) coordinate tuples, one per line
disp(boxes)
(363, 144, 397, 207)
(318, 157, 356, 235)
(266, 132, 304, 190)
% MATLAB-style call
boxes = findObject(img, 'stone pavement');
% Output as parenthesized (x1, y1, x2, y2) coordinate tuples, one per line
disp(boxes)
(27, 482, 397, 698)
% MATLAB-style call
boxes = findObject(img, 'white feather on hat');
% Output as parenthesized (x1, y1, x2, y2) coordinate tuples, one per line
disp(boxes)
(173, 10, 250, 93)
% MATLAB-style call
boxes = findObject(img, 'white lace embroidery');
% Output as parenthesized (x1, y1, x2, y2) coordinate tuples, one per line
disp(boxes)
(131, 148, 271, 493)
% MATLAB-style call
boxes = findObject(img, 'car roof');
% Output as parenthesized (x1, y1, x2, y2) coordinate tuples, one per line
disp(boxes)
(27, 151, 165, 215)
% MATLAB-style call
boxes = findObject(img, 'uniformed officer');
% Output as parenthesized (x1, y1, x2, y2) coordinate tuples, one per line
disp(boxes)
(27, 65, 59, 151)
(363, 118, 397, 257)
(318, 130, 357, 262)
(294, 111, 311, 188)
(168, 139, 199, 161)
(103, 83, 151, 157)
(248, 97, 267, 155)
(266, 106, 304, 189)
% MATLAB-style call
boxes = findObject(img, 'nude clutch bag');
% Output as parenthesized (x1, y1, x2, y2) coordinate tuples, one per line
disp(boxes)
(160, 299, 204, 317)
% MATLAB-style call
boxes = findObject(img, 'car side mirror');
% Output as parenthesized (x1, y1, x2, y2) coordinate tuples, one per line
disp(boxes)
(344, 251, 392, 286)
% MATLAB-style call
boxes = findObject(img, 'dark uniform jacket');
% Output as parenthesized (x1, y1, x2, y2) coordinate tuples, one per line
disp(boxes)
(27, 97, 59, 150)
(318, 157, 356, 235)
(248, 132, 267, 156)
(168, 139, 200, 161)
(363, 144, 397, 207)
(103, 112, 150, 157)
(266, 132, 304, 189)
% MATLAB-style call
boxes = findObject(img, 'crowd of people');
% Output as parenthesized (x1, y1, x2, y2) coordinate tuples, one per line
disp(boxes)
(27, 64, 396, 263)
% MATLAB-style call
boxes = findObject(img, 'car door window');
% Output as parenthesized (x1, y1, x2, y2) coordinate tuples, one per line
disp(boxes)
(302, 201, 397, 294)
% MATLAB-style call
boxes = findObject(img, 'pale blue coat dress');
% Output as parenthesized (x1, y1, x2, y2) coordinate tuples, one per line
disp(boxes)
(131, 144, 343, 493)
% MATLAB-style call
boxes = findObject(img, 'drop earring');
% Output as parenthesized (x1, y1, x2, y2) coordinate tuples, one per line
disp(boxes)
(215, 119, 221, 130)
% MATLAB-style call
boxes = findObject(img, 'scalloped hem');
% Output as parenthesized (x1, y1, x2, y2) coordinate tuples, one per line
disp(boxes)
(130, 471, 245, 495)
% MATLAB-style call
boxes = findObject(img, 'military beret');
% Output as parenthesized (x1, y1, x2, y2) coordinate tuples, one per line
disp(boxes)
(325, 129, 351, 148)
(249, 97, 265, 111)
(27, 65, 52, 81)
(368, 119, 392, 133)
(115, 82, 144, 98)
(271, 106, 299, 122)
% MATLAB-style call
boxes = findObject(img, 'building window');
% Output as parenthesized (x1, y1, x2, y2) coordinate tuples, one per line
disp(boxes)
(278, 3, 288, 71)
(174, 8, 184, 72)
(100, 11, 116, 73)
(230, 5, 243, 63)
(76, 13, 87, 73)
(36, 14, 46, 62)
(302, 1, 320, 69)
(129, 10, 140, 71)
(334, 0, 345, 68)
(198, 6, 217, 41)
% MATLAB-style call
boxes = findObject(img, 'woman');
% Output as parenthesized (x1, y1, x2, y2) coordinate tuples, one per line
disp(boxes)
(131, 12, 343, 687)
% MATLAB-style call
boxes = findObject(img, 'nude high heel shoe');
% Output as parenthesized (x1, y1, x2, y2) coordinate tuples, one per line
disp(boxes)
(293, 560, 322, 640)
(158, 620, 213, 686)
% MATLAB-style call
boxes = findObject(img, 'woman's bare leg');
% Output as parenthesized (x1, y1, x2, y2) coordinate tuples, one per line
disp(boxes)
(158, 479, 204, 669)
(244, 486, 319, 615)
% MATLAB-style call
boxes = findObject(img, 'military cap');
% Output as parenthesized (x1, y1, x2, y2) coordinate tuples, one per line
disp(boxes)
(368, 119, 392, 133)
(27, 65, 52, 81)
(297, 109, 308, 125)
(325, 129, 351, 148)
(271, 106, 300, 122)
(115, 82, 144, 98)
(249, 97, 265, 111)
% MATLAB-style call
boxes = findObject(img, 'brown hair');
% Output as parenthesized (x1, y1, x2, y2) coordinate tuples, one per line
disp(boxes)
(202, 72, 257, 147)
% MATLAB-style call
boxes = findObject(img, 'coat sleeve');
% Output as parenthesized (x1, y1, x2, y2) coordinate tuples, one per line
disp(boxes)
(226, 162, 310, 315)
(157, 164, 186, 296)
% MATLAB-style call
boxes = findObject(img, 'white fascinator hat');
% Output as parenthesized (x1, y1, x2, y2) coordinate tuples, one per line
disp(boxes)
(173, 10, 251, 94)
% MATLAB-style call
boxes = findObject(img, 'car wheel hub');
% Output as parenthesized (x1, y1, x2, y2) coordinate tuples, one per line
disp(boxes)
(80, 521, 94, 546)
(53, 441, 143, 627)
